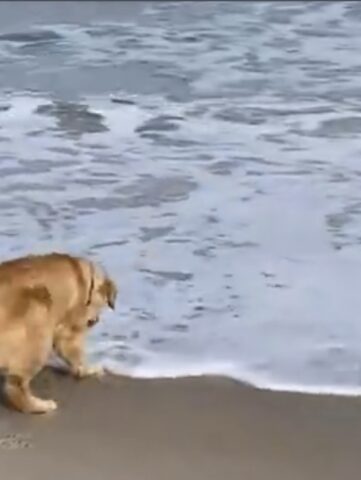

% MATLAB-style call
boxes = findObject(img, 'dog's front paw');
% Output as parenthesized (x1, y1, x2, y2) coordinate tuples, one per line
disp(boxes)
(74, 365, 105, 379)
(86, 365, 105, 378)
(29, 398, 58, 414)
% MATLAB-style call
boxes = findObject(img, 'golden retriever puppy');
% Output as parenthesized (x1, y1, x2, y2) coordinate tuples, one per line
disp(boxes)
(0, 253, 117, 414)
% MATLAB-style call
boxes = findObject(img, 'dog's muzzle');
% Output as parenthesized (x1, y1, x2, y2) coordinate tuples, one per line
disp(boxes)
(87, 316, 99, 328)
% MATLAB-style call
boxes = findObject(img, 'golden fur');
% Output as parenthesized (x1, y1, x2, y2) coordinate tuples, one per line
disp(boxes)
(0, 252, 117, 414)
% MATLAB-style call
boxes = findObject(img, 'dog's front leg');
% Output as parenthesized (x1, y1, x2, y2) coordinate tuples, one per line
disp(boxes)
(53, 328, 104, 379)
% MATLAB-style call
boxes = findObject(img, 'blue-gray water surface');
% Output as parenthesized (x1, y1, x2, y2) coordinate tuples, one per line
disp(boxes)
(1, 1, 361, 394)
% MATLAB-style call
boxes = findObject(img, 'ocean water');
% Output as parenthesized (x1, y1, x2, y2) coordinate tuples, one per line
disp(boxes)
(1, 1, 361, 395)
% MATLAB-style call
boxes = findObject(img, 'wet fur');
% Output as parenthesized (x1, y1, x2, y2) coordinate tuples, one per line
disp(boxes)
(0, 253, 117, 414)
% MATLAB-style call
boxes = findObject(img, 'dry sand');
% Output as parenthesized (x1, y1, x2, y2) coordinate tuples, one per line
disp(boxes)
(0, 369, 360, 480)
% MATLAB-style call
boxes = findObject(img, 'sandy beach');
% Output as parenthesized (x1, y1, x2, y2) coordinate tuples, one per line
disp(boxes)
(0, 370, 359, 480)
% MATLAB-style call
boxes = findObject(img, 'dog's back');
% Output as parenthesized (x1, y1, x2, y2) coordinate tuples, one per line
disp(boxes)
(0, 253, 90, 317)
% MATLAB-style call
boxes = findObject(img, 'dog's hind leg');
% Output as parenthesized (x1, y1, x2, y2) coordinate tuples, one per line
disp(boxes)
(4, 375, 57, 414)
(0, 286, 56, 413)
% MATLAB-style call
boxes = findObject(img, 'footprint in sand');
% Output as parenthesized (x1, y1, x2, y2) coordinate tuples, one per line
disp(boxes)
(0, 433, 32, 450)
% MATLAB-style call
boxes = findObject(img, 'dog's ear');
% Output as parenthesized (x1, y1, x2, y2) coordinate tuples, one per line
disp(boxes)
(100, 277, 117, 310)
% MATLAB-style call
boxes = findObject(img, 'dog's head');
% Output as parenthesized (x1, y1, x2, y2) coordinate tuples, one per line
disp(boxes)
(85, 262, 118, 328)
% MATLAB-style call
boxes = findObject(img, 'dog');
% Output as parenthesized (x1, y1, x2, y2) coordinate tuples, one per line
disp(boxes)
(0, 252, 117, 414)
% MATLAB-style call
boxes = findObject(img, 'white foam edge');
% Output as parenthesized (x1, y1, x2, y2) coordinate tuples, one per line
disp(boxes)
(98, 358, 361, 398)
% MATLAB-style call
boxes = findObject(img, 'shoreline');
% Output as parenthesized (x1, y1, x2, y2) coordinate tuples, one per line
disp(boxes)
(96, 359, 361, 398)
(0, 369, 361, 479)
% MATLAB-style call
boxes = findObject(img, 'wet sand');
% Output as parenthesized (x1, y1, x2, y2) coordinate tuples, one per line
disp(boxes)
(0, 370, 360, 480)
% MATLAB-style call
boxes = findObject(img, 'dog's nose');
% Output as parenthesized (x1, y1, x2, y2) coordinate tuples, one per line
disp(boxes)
(87, 316, 99, 328)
